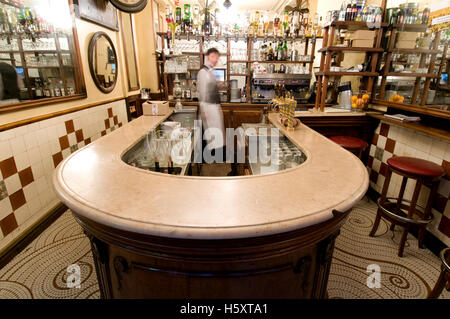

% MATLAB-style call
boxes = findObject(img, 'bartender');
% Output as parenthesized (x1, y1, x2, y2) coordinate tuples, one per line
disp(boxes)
(198, 48, 238, 174)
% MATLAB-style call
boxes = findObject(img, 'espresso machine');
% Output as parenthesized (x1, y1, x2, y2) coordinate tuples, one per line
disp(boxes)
(251, 73, 312, 104)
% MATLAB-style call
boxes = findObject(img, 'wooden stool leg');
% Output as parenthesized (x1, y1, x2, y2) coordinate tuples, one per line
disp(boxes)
(390, 223, 396, 231)
(370, 208, 382, 237)
(418, 226, 426, 249)
(370, 169, 392, 237)
(427, 269, 447, 299)
(398, 180, 422, 257)
(398, 225, 410, 257)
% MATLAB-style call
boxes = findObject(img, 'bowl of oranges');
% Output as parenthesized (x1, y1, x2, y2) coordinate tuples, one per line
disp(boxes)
(351, 92, 370, 111)
(389, 94, 405, 103)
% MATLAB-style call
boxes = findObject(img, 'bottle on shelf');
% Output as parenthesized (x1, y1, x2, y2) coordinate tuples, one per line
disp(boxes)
(59, 80, 66, 96)
(282, 41, 288, 61)
(351, 1, 357, 21)
(35, 79, 43, 98)
(67, 79, 75, 95)
(44, 80, 51, 97)
(345, 2, 352, 21)
(53, 79, 61, 97)
(268, 43, 274, 61)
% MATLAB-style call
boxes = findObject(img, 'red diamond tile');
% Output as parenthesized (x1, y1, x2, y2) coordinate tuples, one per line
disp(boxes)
(380, 123, 390, 137)
(0, 213, 18, 237)
(18, 167, 34, 188)
(65, 120, 75, 134)
(53, 152, 63, 168)
(59, 135, 70, 150)
(75, 129, 84, 143)
(0, 157, 18, 179)
(9, 189, 26, 210)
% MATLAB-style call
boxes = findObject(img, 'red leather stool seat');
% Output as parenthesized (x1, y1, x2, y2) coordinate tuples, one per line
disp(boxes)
(329, 136, 368, 150)
(387, 156, 445, 178)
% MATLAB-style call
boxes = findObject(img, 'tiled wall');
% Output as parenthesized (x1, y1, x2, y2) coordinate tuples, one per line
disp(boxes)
(0, 100, 127, 251)
(367, 121, 450, 246)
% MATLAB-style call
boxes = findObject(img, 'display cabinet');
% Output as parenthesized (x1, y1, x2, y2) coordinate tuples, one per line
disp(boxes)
(157, 32, 319, 104)
(0, 0, 86, 112)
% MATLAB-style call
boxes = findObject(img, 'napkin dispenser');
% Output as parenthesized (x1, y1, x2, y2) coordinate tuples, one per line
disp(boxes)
(143, 101, 170, 116)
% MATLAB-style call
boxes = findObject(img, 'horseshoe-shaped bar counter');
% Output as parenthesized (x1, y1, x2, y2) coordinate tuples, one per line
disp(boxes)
(53, 110, 368, 299)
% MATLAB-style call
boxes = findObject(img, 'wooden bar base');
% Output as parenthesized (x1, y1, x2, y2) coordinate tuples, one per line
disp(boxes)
(75, 209, 350, 299)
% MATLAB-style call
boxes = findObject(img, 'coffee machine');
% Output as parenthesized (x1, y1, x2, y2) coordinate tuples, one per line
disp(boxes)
(251, 74, 312, 104)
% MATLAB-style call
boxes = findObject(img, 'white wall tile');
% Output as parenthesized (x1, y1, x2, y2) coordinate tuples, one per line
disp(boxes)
(0, 129, 15, 141)
(0, 140, 12, 161)
(0, 198, 13, 220)
(23, 132, 38, 149)
(4, 174, 21, 195)
(429, 138, 448, 158)
(14, 151, 30, 171)
(438, 179, 450, 198)
(35, 128, 49, 146)
(27, 197, 42, 216)
(378, 135, 387, 149)
(12, 205, 30, 225)
(31, 161, 45, 179)
(34, 176, 49, 194)
(27, 147, 42, 165)
(38, 142, 51, 159)
(10, 136, 26, 154)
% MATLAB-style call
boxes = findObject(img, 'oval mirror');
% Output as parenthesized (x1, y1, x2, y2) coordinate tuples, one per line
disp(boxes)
(88, 32, 118, 94)
(109, 0, 148, 13)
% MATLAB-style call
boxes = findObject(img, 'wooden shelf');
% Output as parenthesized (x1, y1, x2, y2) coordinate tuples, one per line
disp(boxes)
(316, 71, 379, 76)
(385, 72, 439, 78)
(229, 60, 250, 63)
(389, 23, 427, 32)
(251, 60, 313, 64)
(319, 46, 383, 52)
(324, 21, 388, 30)
(389, 48, 441, 54)
(230, 73, 249, 76)
(369, 113, 450, 141)
(372, 99, 450, 120)
(182, 52, 201, 55)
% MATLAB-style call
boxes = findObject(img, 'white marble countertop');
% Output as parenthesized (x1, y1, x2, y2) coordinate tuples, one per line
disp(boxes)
(53, 110, 369, 240)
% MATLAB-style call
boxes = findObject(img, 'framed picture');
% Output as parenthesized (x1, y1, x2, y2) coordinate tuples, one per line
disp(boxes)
(73, 0, 119, 31)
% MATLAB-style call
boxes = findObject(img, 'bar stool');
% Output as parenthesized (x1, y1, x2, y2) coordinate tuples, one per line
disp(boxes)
(329, 136, 368, 159)
(369, 156, 445, 257)
(428, 248, 450, 298)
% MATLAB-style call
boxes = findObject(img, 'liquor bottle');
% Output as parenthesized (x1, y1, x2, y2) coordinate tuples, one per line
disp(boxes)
(44, 80, 51, 97)
(268, 43, 274, 61)
(67, 80, 75, 95)
(35, 79, 43, 98)
(277, 41, 283, 61)
(317, 16, 323, 37)
(282, 41, 288, 60)
(59, 80, 66, 96)
(345, 3, 352, 21)
(338, 3, 346, 21)
(422, 6, 430, 25)
(175, 7, 182, 26)
(203, 9, 211, 35)
(351, 1, 357, 21)
(273, 14, 280, 37)
(313, 13, 319, 35)
(53, 79, 61, 97)
(282, 11, 289, 36)
(184, 4, 191, 33)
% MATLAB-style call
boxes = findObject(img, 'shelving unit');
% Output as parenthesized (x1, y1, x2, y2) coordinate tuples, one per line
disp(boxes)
(374, 24, 441, 107)
(157, 32, 319, 103)
(315, 20, 386, 111)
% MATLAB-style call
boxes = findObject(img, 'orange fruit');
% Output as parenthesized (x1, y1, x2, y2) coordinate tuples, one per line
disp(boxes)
(362, 94, 370, 101)
(352, 103, 357, 109)
(397, 96, 404, 103)
(351, 96, 358, 103)
(356, 98, 364, 107)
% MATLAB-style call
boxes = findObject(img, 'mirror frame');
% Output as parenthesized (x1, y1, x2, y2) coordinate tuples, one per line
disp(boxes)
(120, 13, 140, 92)
(88, 31, 118, 94)
(109, 0, 148, 13)
(0, 0, 87, 114)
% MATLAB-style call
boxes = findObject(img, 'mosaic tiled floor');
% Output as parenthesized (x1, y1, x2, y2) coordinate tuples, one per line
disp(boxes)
(0, 200, 448, 299)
